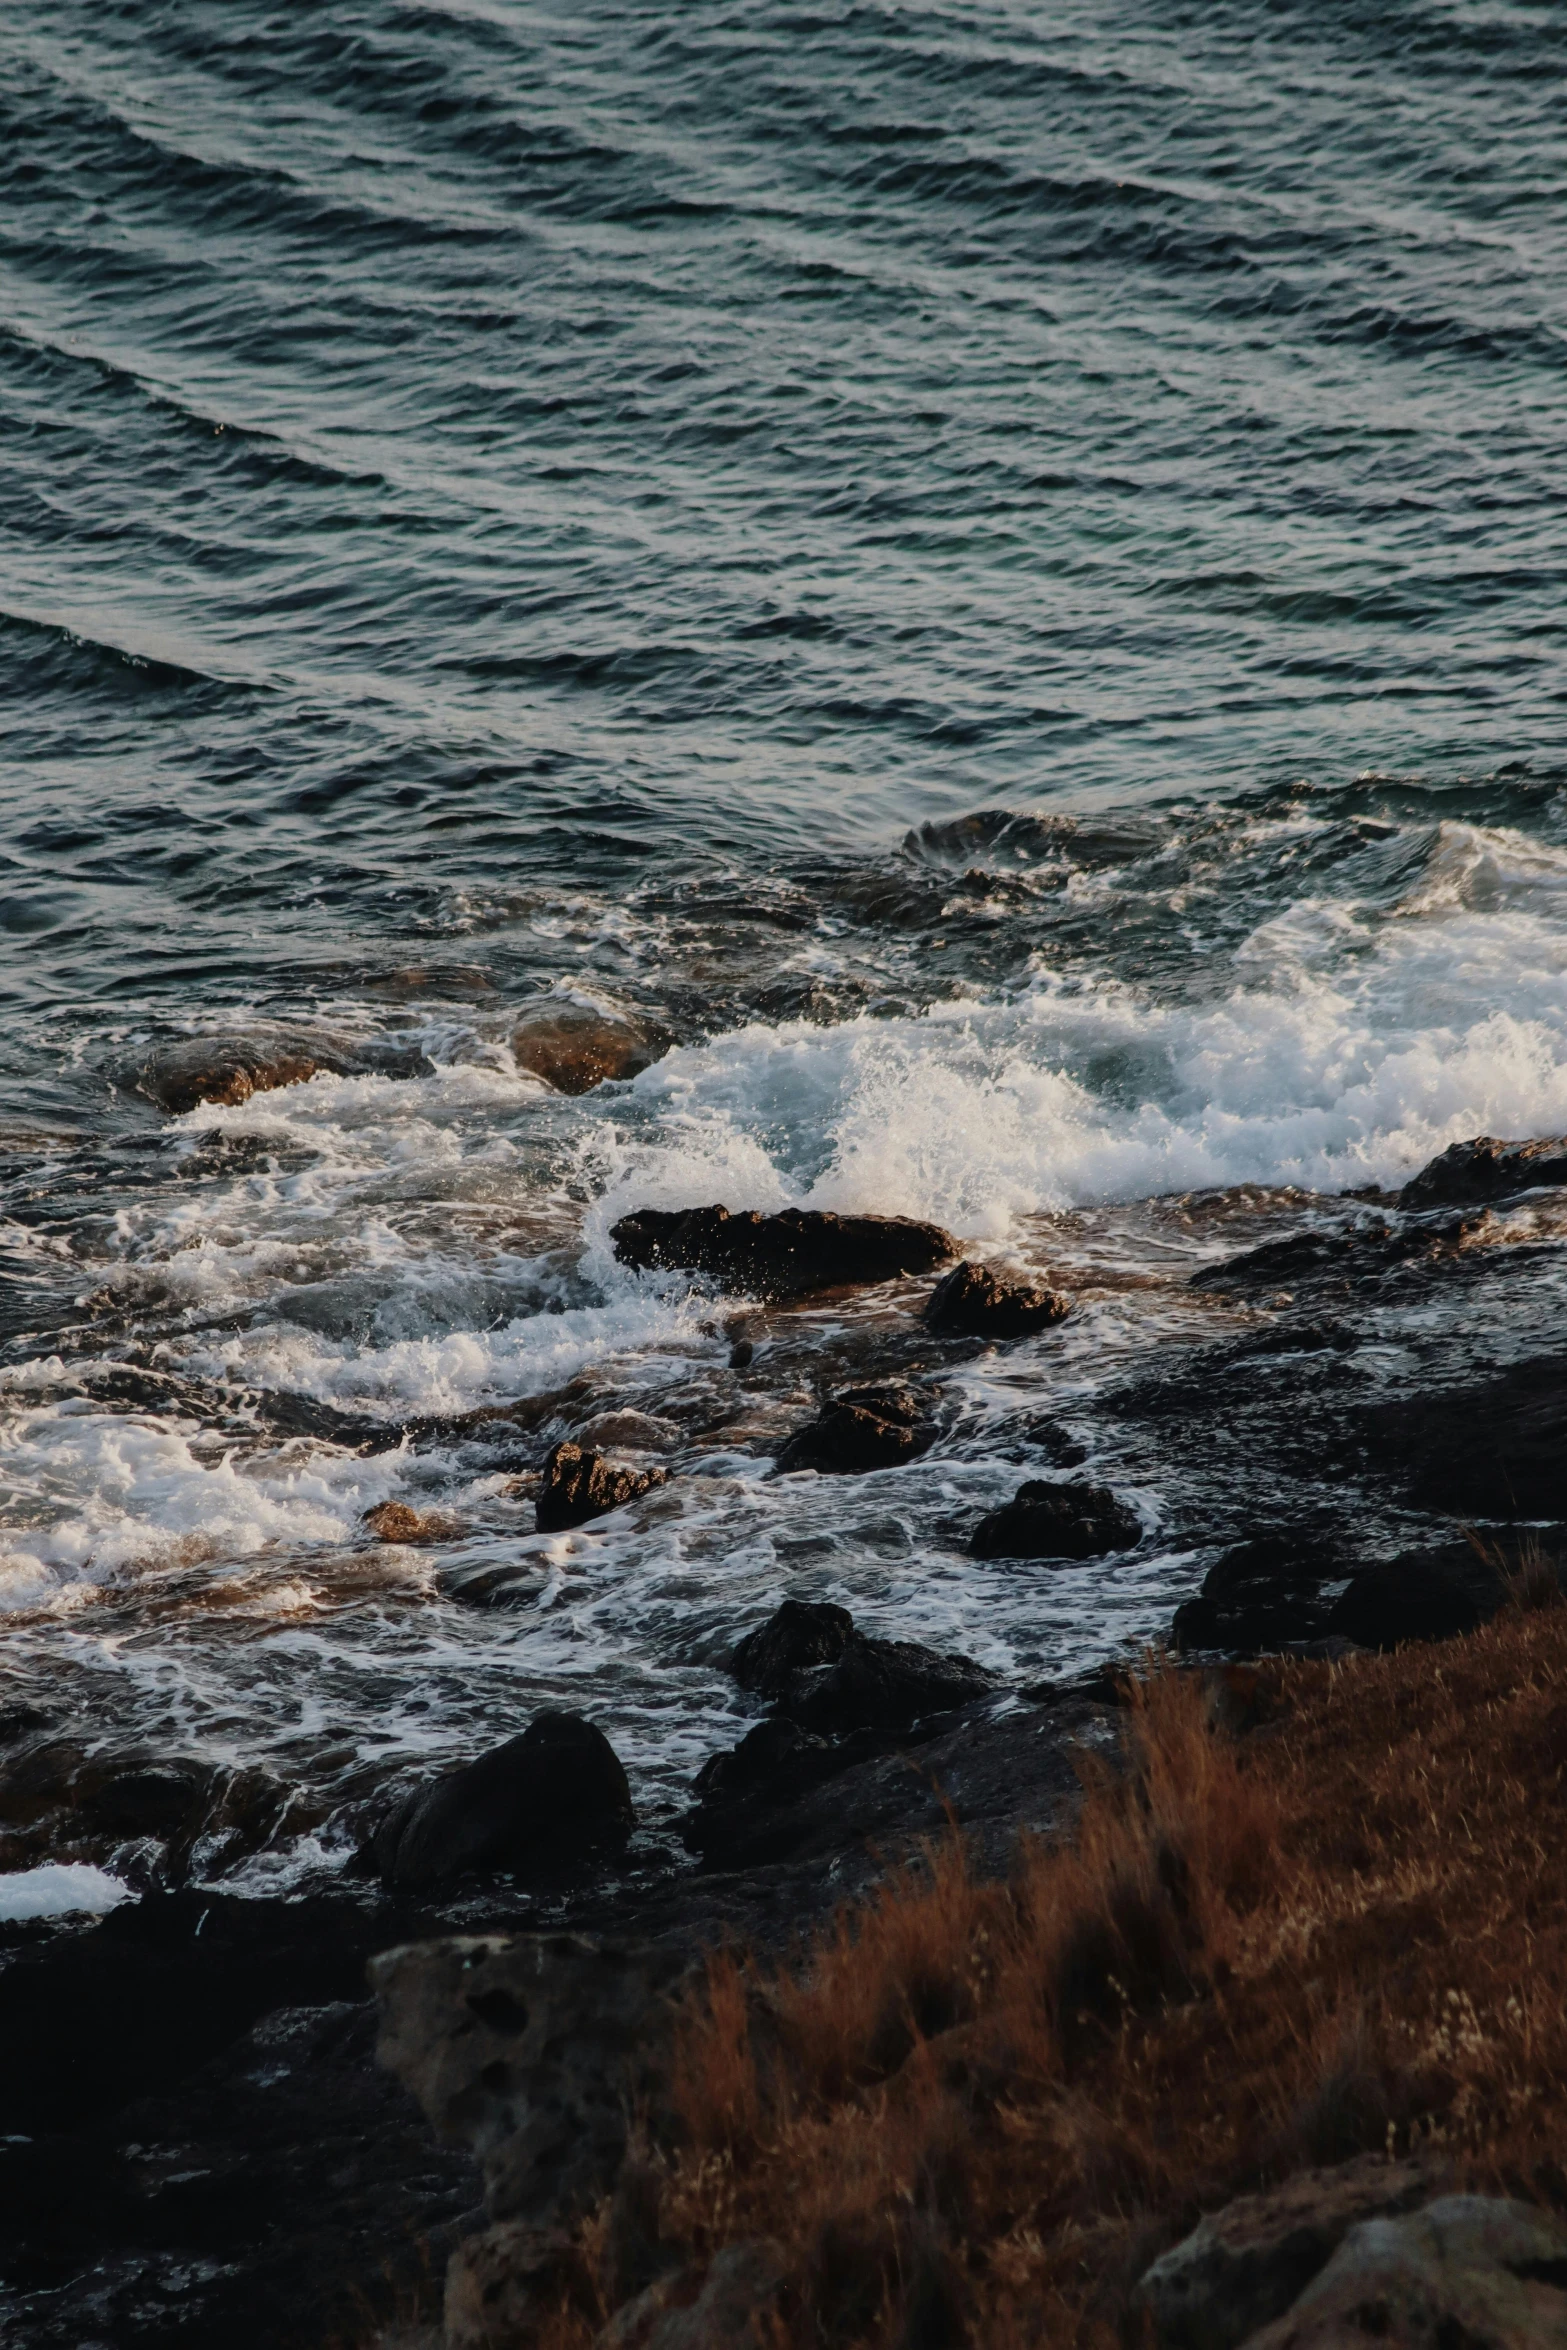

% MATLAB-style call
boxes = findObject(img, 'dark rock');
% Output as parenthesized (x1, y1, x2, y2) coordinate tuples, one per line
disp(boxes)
(693, 1715, 836, 1802)
(783, 1634, 997, 1738)
(511, 999, 670, 1095)
(535, 1440, 667, 1531)
(610, 1204, 957, 1300)
(371, 1713, 634, 1891)
(1195, 1213, 1474, 1299)
(924, 1258, 1070, 1338)
(1171, 1536, 1343, 1656)
(728, 1338, 755, 1368)
(0, 1737, 288, 1884)
(1400, 1131, 1567, 1209)
(1243, 2194, 1567, 2350)
(1137, 2154, 1450, 2349)
(971, 1479, 1142, 1561)
(1369, 1354, 1567, 1520)
(1326, 1549, 1504, 1650)
(731, 1599, 855, 1698)
(1022, 1417, 1089, 1467)
(775, 1383, 935, 1475)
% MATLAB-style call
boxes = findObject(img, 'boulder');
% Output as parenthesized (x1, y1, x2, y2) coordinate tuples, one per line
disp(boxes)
(370, 1712, 633, 1890)
(1326, 1550, 1504, 1650)
(1368, 1356, 1567, 1521)
(691, 1716, 836, 1804)
(136, 1033, 333, 1114)
(924, 1259, 1070, 1338)
(1400, 1132, 1567, 1209)
(1171, 1537, 1341, 1655)
(536, 1441, 668, 1532)
(610, 1205, 956, 1300)
(1242, 2194, 1567, 2349)
(512, 999, 669, 1096)
(783, 1633, 996, 1737)
(774, 1383, 935, 1475)
(971, 1479, 1142, 1561)
(1137, 2154, 1446, 2348)
(731, 1600, 855, 1697)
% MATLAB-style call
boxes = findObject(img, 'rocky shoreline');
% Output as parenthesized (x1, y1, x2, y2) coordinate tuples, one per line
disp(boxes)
(5, 1134, 1567, 2346)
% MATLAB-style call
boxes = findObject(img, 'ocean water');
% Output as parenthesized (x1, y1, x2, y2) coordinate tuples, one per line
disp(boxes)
(2, 0, 1565, 1890)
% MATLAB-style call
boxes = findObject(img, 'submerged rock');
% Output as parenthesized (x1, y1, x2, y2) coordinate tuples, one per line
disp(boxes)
(511, 998, 669, 1095)
(1400, 1131, 1567, 1209)
(774, 1382, 935, 1475)
(971, 1479, 1142, 1561)
(136, 1033, 334, 1114)
(924, 1258, 1070, 1338)
(610, 1204, 957, 1300)
(535, 1440, 668, 1532)
(370, 1711, 633, 1890)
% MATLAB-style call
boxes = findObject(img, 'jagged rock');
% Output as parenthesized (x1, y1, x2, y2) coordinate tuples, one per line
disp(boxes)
(0, 1735, 287, 1883)
(1400, 1132, 1567, 1209)
(1243, 2193, 1567, 2348)
(1172, 1537, 1341, 1655)
(774, 1383, 935, 1475)
(536, 1440, 668, 1532)
(731, 1600, 854, 1698)
(372, 1931, 687, 2230)
(362, 1500, 463, 1544)
(971, 1479, 1142, 1561)
(692, 1716, 836, 1803)
(370, 1713, 633, 1890)
(1137, 2154, 1446, 2347)
(924, 1259, 1070, 1338)
(512, 999, 669, 1095)
(610, 1204, 956, 1300)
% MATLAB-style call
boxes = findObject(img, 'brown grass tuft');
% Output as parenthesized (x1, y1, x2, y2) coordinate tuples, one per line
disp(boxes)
(578, 1613, 1567, 2347)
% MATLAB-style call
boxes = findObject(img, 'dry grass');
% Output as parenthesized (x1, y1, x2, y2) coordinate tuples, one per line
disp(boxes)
(546, 1581, 1567, 2349)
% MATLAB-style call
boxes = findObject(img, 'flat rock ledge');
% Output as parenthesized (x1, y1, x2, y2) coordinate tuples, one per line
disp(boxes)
(610, 1204, 956, 1299)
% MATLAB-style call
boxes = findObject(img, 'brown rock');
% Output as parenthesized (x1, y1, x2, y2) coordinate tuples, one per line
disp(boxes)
(137, 1035, 328, 1114)
(925, 1258, 1070, 1338)
(1243, 2193, 1567, 2349)
(536, 1441, 668, 1532)
(1138, 2155, 1447, 2347)
(643, 2242, 790, 2350)
(611, 1204, 957, 1300)
(362, 1501, 463, 1545)
(512, 999, 669, 1095)
(1400, 1132, 1567, 1208)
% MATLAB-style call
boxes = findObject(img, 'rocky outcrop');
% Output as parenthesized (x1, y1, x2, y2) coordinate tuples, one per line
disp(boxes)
(728, 1599, 993, 1737)
(731, 1599, 854, 1696)
(536, 1441, 668, 1532)
(511, 999, 670, 1095)
(372, 1931, 689, 2347)
(971, 1478, 1142, 1560)
(370, 1713, 634, 1891)
(1400, 1132, 1567, 1208)
(1244, 2194, 1567, 2348)
(610, 1204, 956, 1299)
(1138, 2155, 1447, 2347)
(924, 1258, 1070, 1338)
(774, 1383, 935, 1475)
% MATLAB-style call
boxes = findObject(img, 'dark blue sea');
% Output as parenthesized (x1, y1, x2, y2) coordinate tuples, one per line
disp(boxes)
(1, 0, 1565, 1909)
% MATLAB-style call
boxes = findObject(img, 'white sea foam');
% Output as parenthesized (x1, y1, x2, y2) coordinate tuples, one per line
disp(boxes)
(0, 1863, 134, 1921)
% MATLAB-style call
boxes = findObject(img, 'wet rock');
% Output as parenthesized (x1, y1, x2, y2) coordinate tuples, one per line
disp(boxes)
(1242, 2193, 1567, 2349)
(370, 1712, 634, 1891)
(1369, 1355, 1567, 1520)
(774, 1382, 935, 1475)
(610, 1204, 957, 1300)
(1171, 1536, 1343, 1656)
(372, 1930, 686, 2229)
(924, 1259, 1070, 1338)
(691, 1717, 837, 1805)
(731, 1600, 855, 1697)
(1400, 1132, 1567, 1209)
(511, 998, 670, 1095)
(1137, 2154, 1448, 2349)
(970, 1479, 1142, 1561)
(362, 1500, 463, 1544)
(783, 1633, 996, 1737)
(135, 1032, 334, 1114)
(536, 1440, 668, 1532)
(0, 1737, 288, 1884)
(1326, 1548, 1505, 1650)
